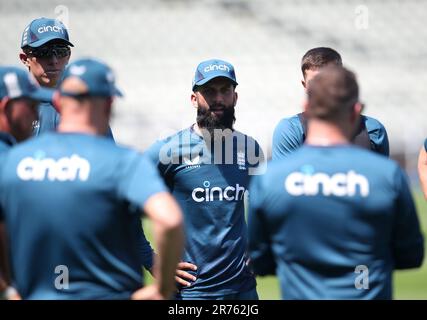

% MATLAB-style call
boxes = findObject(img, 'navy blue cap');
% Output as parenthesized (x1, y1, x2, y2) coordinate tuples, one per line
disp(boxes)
(0, 66, 54, 102)
(192, 59, 238, 91)
(60, 58, 123, 98)
(21, 17, 73, 48)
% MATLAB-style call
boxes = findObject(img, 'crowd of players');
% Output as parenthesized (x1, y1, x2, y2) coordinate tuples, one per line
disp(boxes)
(0, 18, 425, 300)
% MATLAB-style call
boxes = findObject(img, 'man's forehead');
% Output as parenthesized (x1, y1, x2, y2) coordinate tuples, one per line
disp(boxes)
(200, 77, 235, 89)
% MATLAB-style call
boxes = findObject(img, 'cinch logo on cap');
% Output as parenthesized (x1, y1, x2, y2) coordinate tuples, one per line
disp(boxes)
(203, 64, 230, 73)
(37, 25, 64, 34)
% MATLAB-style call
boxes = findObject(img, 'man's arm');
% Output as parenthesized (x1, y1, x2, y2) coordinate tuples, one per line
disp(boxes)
(418, 142, 427, 199)
(132, 192, 184, 299)
(365, 116, 390, 157)
(392, 167, 424, 269)
(247, 176, 277, 276)
(272, 117, 304, 161)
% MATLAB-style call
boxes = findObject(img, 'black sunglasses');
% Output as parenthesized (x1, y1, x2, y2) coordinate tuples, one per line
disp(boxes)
(27, 45, 71, 59)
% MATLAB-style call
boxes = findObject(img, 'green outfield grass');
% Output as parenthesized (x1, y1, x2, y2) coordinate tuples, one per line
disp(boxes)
(143, 192, 427, 300)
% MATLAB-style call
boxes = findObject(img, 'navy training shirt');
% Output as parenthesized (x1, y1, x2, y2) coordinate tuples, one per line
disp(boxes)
(272, 114, 390, 160)
(249, 144, 424, 299)
(145, 125, 264, 297)
(0, 132, 166, 299)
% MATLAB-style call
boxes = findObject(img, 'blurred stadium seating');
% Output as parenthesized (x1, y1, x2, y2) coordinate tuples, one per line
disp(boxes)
(1, 0, 426, 176)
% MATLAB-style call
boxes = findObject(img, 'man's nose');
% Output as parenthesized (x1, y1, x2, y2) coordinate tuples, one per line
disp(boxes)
(48, 53, 59, 64)
(212, 92, 224, 104)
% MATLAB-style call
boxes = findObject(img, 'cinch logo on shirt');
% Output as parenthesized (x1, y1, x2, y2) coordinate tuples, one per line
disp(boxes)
(191, 180, 246, 202)
(284, 170, 369, 197)
(16, 154, 90, 182)
(203, 64, 230, 73)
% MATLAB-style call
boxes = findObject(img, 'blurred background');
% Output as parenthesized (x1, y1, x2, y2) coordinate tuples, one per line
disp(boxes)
(1, 0, 426, 299)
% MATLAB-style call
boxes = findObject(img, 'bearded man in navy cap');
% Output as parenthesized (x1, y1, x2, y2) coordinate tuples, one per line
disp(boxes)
(145, 59, 265, 300)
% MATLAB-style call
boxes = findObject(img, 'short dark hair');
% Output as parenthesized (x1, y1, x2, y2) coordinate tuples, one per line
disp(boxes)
(306, 66, 359, 122)
(301, 47, 342, 78)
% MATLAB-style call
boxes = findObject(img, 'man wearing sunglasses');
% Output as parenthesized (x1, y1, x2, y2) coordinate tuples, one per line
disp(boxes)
(19, 18, 72, 136)
(20, 18, 116, 138)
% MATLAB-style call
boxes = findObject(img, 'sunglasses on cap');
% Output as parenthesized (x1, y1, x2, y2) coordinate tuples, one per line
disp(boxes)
(26, 45, 71, 59)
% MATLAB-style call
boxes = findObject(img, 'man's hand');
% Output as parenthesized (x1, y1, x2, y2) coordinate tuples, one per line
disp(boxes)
(131, 284, 167, 300)
(175, 262, 197, 287)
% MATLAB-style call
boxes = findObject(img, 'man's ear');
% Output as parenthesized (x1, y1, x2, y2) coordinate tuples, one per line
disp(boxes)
(301, 79, 306, 89)
(302, 99, 309, 112)
(65, 51, 71, 64)
(233, 91, 238, 107)
(105, 97, 113, 117)
(351, 102, 363, 124)
(19, 53, 30, 68)
(0, 97, 9, 112)
(191, 93, 198, 109)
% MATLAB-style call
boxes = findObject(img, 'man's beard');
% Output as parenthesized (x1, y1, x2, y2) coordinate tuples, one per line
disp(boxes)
(196, 104, 236, 138)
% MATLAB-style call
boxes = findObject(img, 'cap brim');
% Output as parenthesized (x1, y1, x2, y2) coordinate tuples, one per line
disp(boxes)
(28, 87, 55, 103)
(114, 86, 123, 97)
(193, 74, 238, 91)
(27, 36, 74, 48)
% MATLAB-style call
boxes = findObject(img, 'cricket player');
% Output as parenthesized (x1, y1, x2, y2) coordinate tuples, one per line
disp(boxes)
(418, 138, 427, 199)
(0, 58, 184, 299)
(145, 59, 264, 300)
(19, 17, 114, 139)
(0, 66, 54, 300)
(248, 66, 424, 299)
(272, 47, 389, 159)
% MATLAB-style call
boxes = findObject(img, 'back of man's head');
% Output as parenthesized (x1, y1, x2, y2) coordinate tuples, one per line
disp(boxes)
(301, 47, 342, 78)
(306, 66, 359, 123)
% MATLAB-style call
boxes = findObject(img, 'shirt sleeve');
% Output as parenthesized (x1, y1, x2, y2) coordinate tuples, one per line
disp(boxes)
(143, 140, 164, 166)
(272, 117, 304, 161)
(365, 116, 390, 157)
(137, 226, 154, 270)
(247, 174, 277, 276)
(391, 166, 424, 269)
(117, 153, 168, 213)
(424, 138, 427, 152)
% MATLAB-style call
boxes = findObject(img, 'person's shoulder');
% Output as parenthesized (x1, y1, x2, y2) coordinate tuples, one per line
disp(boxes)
(362, 115, 387, 131)
(275, 114, 302, 130)
(148, 127, 191, 148)
(144, 127, 192, 162)
(340, 145, 400, 179)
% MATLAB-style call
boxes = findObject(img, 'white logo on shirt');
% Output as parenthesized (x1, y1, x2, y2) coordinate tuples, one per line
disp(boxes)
(284, 170, 369, 197)
(17, 154, 90, 181)
(191, 180, 246, 202)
